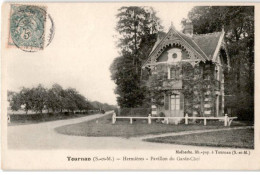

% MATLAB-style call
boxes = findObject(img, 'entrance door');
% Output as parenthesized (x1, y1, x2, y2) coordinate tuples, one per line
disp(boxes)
(170, 94, 184, 117)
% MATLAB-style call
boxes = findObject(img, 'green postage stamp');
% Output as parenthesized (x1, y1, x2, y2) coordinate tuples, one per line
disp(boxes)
(9, 4, 47, 52)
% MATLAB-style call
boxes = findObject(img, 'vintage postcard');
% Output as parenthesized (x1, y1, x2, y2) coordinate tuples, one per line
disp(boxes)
(1, 2, 260, 170)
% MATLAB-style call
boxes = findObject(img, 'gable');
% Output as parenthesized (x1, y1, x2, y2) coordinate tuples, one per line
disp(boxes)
(145, 27, 208, 66)
(143, 27, 225, 68)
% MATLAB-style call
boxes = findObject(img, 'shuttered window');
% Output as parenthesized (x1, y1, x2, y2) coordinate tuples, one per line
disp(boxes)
(180, 93, 184, 110)
(219, 95, 222, 115)
(164, 94, 169, 110)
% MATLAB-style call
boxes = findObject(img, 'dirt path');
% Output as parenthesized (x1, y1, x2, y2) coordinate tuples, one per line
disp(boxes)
(7, 111, 190, 149)
(8, 112, 252, 150)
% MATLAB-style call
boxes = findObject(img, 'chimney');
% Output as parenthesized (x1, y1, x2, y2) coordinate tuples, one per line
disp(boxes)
(183, 19, 193, 37)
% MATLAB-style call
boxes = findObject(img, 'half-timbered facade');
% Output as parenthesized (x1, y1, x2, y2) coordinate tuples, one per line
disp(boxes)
(142, 21, 230, 121)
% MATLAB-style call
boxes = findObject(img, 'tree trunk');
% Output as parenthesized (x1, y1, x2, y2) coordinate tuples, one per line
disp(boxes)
(236, 58, 241, 94)
(248, 41, 254, 95)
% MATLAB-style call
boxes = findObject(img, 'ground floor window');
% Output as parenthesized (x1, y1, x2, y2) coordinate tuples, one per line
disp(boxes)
(163, 93, 184, 117)
(170, 94, 180, 110)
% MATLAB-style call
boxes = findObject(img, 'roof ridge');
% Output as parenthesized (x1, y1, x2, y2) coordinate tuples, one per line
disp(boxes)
(194, 31, 222, 37)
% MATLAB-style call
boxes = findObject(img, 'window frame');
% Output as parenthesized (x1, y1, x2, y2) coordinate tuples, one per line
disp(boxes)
(168, 67, 180, 80)
(170, 94, 180, 110)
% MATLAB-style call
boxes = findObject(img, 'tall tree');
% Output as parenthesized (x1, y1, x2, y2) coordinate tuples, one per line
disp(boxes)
(111, 6, 162, 108)
(111, 54, 146, 107)
(116, 6, 162, 54)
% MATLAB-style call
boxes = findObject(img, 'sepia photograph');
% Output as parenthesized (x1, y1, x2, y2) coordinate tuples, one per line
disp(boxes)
(1, 2, 259, 170)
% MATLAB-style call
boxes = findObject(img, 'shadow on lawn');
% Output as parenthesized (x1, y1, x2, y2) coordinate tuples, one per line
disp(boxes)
(144, 128, 254, 149)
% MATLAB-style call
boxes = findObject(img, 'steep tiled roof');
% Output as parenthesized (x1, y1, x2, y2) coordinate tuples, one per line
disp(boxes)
(193, 32, 222, 59)
(149, 30, 223, 61)
(177, 31, 209, 60)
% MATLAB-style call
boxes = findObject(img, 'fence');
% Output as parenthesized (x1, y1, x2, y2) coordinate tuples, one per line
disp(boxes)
(117, 108, 151, 117)
(112, 112, 237, 126)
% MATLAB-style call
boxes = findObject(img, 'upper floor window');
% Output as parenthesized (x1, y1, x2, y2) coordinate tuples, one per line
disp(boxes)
(168, 67, 180, 79)
(167, 48, 182, 63)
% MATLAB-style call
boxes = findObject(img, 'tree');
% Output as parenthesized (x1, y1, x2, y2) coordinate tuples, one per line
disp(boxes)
(46, 84, 64, 113)
(73, 93, 90, 111)
(89, 101, 116, 111)
(62, 88, 78, 112)
(90, 101, 103, 110)
(111, 6, 162, 108)
(19, 87, 34, 114)
(116, 6, 162, 54)
(182, 6, 254, 119)
(110, 53, 147, 108)
(8, 83, 115, 115)
(8, 91, 21, 111)
(31, 84, 47, 113)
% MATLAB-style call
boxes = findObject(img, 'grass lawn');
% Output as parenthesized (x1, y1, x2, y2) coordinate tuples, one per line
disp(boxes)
(145, 128, 254, 149)
(8, 112, 100, 126)
(55, 113, 252, 138)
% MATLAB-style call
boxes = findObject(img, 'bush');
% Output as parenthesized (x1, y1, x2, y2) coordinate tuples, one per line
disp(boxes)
(237, 108, 254, 121)
(9, 110, 99, 124)
(118, 108, 151, 117)
(9, 113, 50, 123)
(114, 108, 119, 116)
(158, 112, 165, 117)
(64, 112, 71, 116)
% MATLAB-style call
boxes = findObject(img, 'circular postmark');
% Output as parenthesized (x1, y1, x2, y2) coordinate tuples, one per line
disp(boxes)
(46, 14, 55, 47)
(9, 5, 55, 52)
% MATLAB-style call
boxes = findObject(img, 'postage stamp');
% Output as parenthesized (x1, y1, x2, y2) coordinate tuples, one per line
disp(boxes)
(9, 4, 47, 52)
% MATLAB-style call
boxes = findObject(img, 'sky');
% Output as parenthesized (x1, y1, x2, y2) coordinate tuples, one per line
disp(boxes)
(5, 3, 193, 105)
